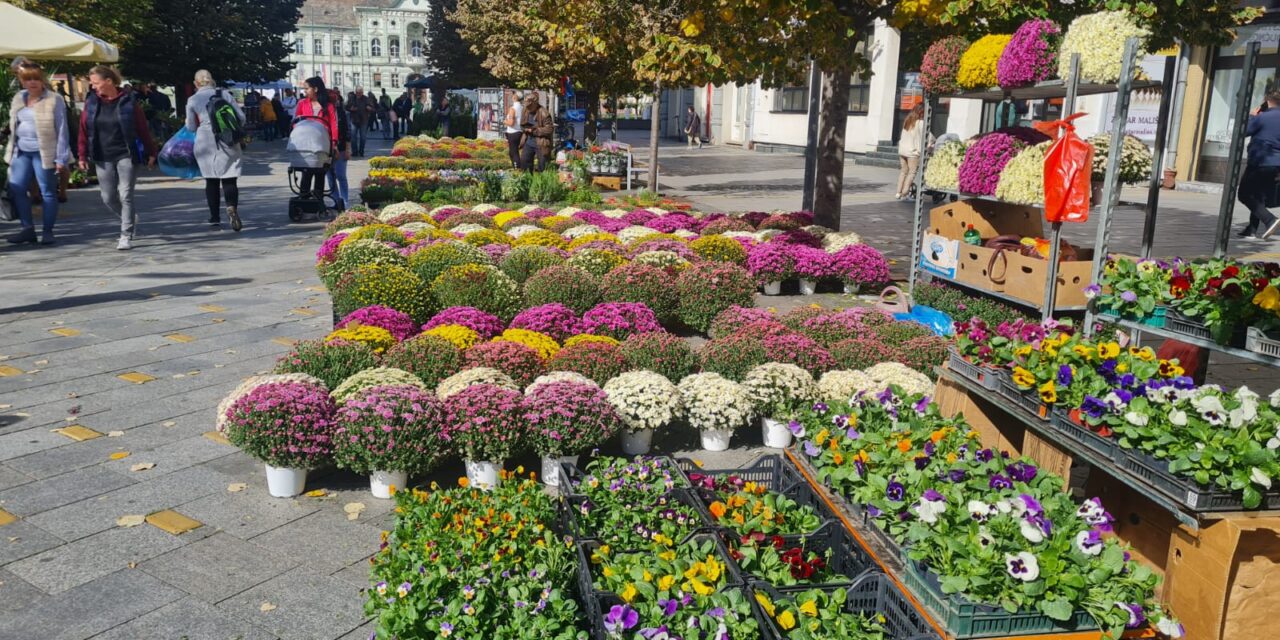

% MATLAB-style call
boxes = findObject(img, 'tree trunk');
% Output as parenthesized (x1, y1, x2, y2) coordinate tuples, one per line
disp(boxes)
(813, 69, 850, 230)
(647, 84, 660, 193)
(584, 91, 599, 142)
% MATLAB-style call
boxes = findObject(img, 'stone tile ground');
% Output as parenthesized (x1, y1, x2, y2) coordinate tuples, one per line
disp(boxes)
(0, 132, 1275, 639)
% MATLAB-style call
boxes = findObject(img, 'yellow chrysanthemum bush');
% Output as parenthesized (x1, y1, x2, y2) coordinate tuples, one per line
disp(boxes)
(339, 223, 411, 247)
(511, 229, 569, 250)
(563, 334, 620, 348)
(462, 228, 513, 247)
(320, 239, 409, 290)
(957, 34, 1013, 90)
(994, 140, 1052, 205)
(430, 264, 525, 322)
(424, 324, 482, 350)
(492, 210, 527, 229)
(494, 328, 561, 360)
(1058, 11, 1149, 84)
(690, 234, 748, 265)
(406, 240, 493, 286)
(324, 325, 397, 354)
(566, 233, 621, 251)
(332, 264, 434, 324)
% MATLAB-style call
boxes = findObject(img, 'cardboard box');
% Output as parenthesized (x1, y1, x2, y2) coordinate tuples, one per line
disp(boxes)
(928, 199, 1044, 241)
(919, 233, 960, 279)
(1166, 516, 1280, 640)
(1004, 249, 1096, 308)
(956, 245, 1008, 292)
(933, 378, 1023, 456)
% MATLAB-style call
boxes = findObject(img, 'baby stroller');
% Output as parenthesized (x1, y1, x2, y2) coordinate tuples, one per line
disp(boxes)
(286, 116, 336, 222)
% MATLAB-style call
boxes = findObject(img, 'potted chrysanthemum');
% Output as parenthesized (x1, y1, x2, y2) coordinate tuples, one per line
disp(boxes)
(523, 380, 623, 485)
(333, 384, 447, 498)
(441, 383, 526, 489)
(223, 381, 336, 497)
(742, 363, 820, 448)
(677, 372, 755, 451)
(602, 370, 683, 454)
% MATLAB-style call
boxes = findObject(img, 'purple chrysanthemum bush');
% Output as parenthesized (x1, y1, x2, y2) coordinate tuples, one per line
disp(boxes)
(523, 381, 623, 456)
(332, 385, 446, 474)
(997, 19, 1061, 88)
(224, 382, 336, 468)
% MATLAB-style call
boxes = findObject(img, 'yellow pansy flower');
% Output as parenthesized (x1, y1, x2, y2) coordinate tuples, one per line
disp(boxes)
(777, 610, 797, 630)
(621, 583, 638, 602)
(756, 592, 776, 616)
(1098, 342, 1120, 359)
(814, 429, 830, 446)
(1038, 381, 1058, 404)
(799, 600, 819, 617)
(1012, 367, 1035, 388)
(658, 575, 675, 591)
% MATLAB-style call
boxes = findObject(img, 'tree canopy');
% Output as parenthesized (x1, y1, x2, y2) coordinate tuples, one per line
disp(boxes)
(423, 0, 497, 88)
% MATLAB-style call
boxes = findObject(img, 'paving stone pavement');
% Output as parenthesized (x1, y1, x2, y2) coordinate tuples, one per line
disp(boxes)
(0, 130, 1275, 639)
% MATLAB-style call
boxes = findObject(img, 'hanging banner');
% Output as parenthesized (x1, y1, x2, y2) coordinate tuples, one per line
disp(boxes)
(477, 88, 503, 140)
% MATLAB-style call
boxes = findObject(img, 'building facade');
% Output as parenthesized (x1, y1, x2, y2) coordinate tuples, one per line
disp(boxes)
(286, 0, 433, 94)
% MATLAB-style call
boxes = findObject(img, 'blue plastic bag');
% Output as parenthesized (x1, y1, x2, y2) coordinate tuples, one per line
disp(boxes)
(893, 304, 955, 337)
(158, 128, 200, 180)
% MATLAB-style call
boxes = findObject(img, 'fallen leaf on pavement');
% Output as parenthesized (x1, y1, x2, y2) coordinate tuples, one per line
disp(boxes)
(259, 602, 277, 612)
(227, 483, 247, 492)
(107, 431, 124, 437)
(116, 515, 145, 528)
(130, 463, 155, 472)
(344, 502, 366, 520)
(127, 562, 137, 569)
(33, 360, 47, 366)
(304, 489, 328, 498)
(162, 421, 176, 427)
(109, 451, 130, 460)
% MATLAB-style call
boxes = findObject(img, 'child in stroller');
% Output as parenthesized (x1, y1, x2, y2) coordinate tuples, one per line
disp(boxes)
(285, 115, 337, 221)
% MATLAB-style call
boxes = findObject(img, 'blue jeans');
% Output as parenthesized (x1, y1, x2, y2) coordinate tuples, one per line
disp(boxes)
(7, 150, 57, 232)
(327, 154, 349, 209)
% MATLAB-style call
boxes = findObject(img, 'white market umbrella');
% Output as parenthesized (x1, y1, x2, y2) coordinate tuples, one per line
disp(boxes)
(0, 2, 119, 62)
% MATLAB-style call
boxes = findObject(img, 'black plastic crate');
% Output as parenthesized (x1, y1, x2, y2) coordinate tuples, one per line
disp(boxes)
(900, 557, 1096, 638)
(1165, 309, 1247, 347)
(751, 573, 941, 640)
(997, 376, 1049, 421)
(562, 489, 712, 545)
(947, 350, 1003, 391)
(676, 455, 835, 537)
(590, 587, 755, 640)
(1113, 448, 1280, 511)
(1048, 407, 1118, 460)
(557, 456, 693, 499)
(728, 521, 877, 593)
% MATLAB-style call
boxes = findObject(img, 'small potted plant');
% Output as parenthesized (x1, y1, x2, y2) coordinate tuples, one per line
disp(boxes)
(602, 370, 683, 454)
(746, 242, 795, 296)
(333, 384, 446, 498)
(524, 380, 623, 485)
(223, 381, 336, 497)
(789, 245, 832, 295)
(678, 372, 755, 451)
(441, 383, 526, 489)
(742, 363, 819, 448)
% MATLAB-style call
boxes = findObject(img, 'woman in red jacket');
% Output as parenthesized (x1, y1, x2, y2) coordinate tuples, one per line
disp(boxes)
(292, 76, 337, 200)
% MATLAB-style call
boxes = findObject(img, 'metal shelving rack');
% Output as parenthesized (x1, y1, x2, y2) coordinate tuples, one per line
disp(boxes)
(908, 39, 1162, 323)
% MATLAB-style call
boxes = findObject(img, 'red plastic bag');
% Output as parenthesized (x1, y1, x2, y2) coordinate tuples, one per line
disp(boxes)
(1043, 112, 1094, 223)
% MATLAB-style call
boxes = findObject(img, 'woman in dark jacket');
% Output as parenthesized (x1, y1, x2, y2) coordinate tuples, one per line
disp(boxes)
(78, 65, 157, 251)
(327, 89, 352, 211)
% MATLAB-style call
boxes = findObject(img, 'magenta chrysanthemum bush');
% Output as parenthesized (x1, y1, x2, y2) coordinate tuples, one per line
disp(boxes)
(762, 332, 835, 375)
(523, 381, 622, 456)
(509, 303, 583, 342)
(547, 341, 629, 385)
(429, 206, 466, 224)
(770, 229, 823, 248)
(316, 232, 350, 264)
(524, 207, 555, 219)
(335, 305, 419, 341)
(700, 217, 755, 235)
(224, 381, 336, 468)
(758, 214, 801, 232)
(957, 129, 1052, 195)
(580, 302, 662, 340)
(746, 242, 795, 283)
(623, 209, 657, 226)
(645, 213, 698, 234)
(600, 263, 680, 324)
(480, 243, 510, 262)
(441, 384, 526, 461)
(789, 245, 833, 279)
(708, 305, 777, 339)
(332, 385, 446, 474)
(828, 244, 892, 291)
(464, 340, 546, 387)
(921, 36, 970, 95)
(997, 19, 1061, 88)
(422, 306, 505, 340)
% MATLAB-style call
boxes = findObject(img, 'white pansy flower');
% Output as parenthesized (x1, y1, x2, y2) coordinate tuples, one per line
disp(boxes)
(994, 499, 1013, 514)
(1005, 552, 1040, 582)
(967, 500, 992, 521)
(1169, 409, 1189, 426)
(1270, 388, 1280, 408)
(1124, 411, 1149, 427)
(1155, 617, 1184, 639)
(1019, 519, 1046, 544)
(1074, 530, 1104, 556)
(1251, 467, 1272, 490)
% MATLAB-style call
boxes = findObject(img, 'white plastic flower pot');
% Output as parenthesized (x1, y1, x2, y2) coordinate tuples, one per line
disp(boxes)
(762, 417, 793, 449)
(700, 428, 733, 452)
(370, 470, 408, 499)
(541, 455, 561, 487)
(799, 279, 818, 295)
(762, 281, 782, 296)
(465, 459, 501, 490)
(264, 464, 308, 498)
(843, 283, 855, 295)
(621, 429, 654, 455)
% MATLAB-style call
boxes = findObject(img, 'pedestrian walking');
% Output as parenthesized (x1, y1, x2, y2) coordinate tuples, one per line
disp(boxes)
(504, 90, 524, 168)
(519, 93, 552, 172)
(378, 89, 393, 140)
(393, 91, 412, 138)
(327, 89, 352, 211)
(272, 94, 288, 140)
(5, 60, 69, 246)
(684, 105, 701, 149)
(293, 77, 338, 201)
(259, 95, 277, 141)
(186, 69, 246, 231)
(78, 65, 157, 251)
(1238, 90, 1280, 239)
(895, 103, 932, 200)
(437, 96, 453, 137)
(280, 88, 299, 136)
(347, 87, 373, 156)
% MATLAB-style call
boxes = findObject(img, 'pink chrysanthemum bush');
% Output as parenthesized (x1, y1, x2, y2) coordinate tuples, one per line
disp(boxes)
(762, 331, 836, 376)
(547, 340, 629, 385)
(335, 305, 419, 342)
(441, 384, 526, 462)
(618, 332, 697, 383)
(920, 36, 970, 95)
(523, 381, 623, 456)
(580, 302, 662, 340)
(523, 265, 602, 314)
(224, 381, 336, 468)
(332, 385, 446, 475)
(997, 19, 1061, 88)
(600, 262, 681, 324)
(789, 245, 834, 281)
(698, 333, 769, 382)
(828, 244, 892, 292)
(380, 334, 464, 391)
(464, 340, 547, 387)
(708, 305, 778, 340)
(509, 303, 583, 342)
(746, 242, 796, 284)
(422, 306, 505, 340)
(675, 262, 756, 333)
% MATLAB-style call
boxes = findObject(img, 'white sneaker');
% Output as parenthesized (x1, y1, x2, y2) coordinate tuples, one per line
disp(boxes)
(116, 236, 132, 250)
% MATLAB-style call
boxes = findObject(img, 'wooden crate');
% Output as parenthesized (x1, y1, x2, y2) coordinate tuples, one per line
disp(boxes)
(591, 175, 622, 190)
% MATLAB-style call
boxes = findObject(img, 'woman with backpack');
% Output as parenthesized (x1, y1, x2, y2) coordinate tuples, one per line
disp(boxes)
(186, 69, 246, 231)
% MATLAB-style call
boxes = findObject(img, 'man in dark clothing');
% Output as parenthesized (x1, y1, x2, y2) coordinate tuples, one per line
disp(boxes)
(346, 87, 374, 156)
(393, 91, 412, 138)
(1238, 90, 1280, 239)
(378, 89, 393, 140)
(145, 84, 173, 140)
(684, 105, 701, 149)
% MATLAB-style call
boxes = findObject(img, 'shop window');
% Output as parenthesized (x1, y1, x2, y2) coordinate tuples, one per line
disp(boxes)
(374, 73, 383, 88)
(773, 86, 808, 113)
